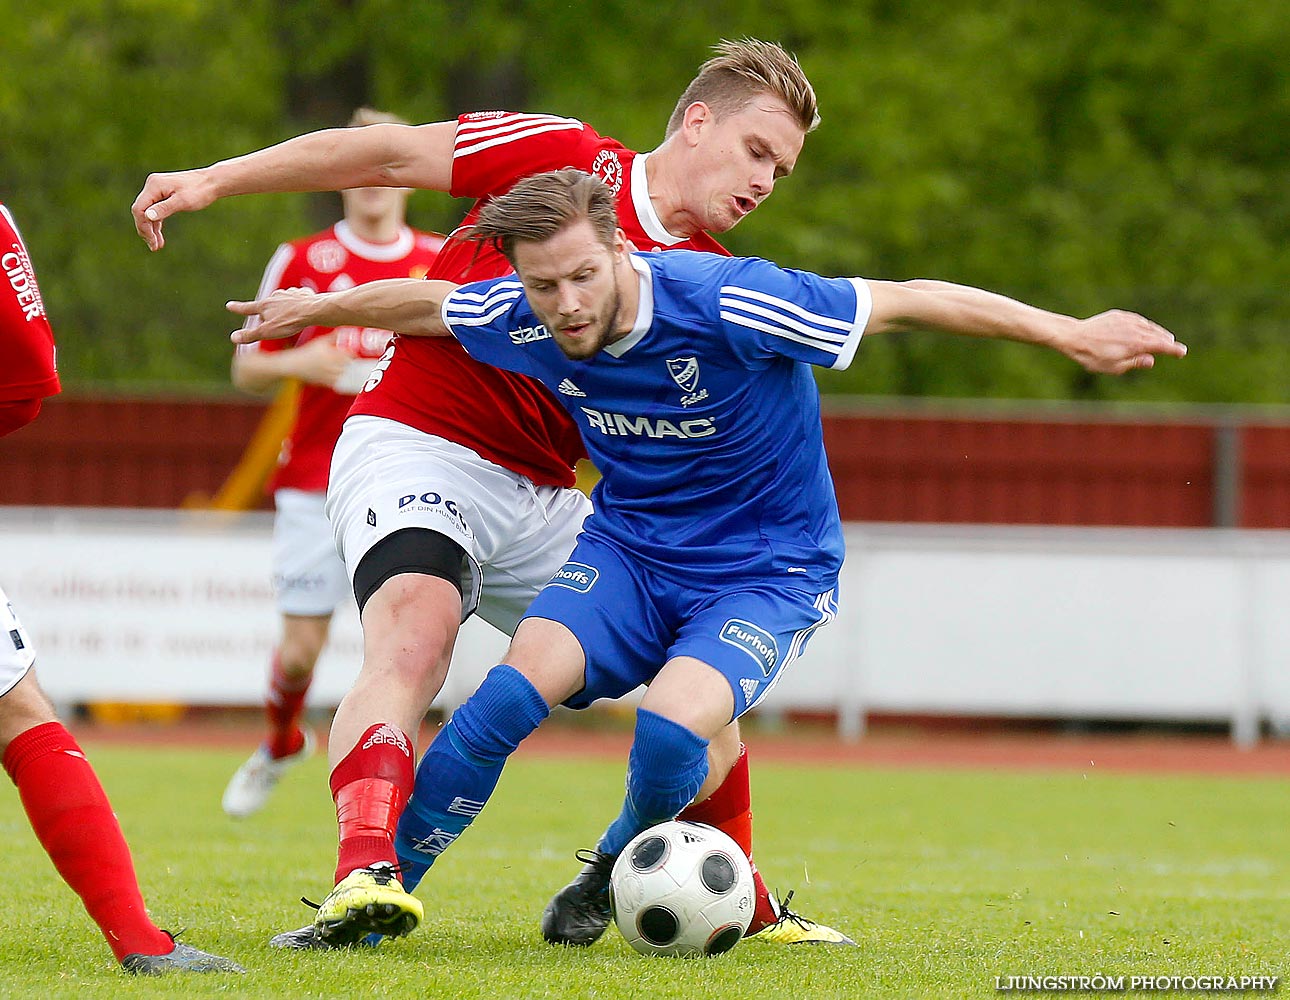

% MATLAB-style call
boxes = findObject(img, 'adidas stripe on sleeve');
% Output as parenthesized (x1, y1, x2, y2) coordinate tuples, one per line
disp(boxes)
(453, 112, 584, 159)
(440, 278, 544, 378)
(717, 257, 871, 372)
(450, 112, 591, 200)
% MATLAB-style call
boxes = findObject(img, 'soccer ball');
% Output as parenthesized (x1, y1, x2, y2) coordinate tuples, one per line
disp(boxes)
(609, 820, 755, 957)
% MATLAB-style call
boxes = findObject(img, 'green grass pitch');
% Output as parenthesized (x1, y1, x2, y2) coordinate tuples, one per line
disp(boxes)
(0, 739, 1284, 998)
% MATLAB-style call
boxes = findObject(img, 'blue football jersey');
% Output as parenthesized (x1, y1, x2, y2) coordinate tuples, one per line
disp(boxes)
(441, 250, 870, 588)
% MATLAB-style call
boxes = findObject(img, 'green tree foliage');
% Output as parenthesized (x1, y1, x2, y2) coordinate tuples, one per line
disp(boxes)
(3, 0, 1286, 402)
(2, 0, 307, 384)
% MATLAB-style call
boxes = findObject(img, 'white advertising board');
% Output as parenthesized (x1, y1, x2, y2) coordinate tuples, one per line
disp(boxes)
(4, 509, 1289, 744)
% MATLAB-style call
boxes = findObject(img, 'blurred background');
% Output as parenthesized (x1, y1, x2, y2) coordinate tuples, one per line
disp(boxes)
(5, 0, 1287, 399)
(3, 0, 1290, 743)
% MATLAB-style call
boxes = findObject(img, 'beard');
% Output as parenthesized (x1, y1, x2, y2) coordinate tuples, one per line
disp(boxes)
(549, 280, 623, 362)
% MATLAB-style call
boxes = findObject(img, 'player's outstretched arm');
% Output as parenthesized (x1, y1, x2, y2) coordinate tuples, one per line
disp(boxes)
(865, 279, 1186, 375)
(131, 121, 457, 252)
(226, 279, 458, 345)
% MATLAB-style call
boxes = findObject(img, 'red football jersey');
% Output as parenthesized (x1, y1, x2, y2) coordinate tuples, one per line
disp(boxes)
(348, 112, 731, 488)
(0, 204, 60, 409)
(237, 221, 445, 492)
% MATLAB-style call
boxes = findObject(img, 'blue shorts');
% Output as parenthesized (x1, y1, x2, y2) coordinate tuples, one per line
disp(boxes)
(523, 532, 838, 719)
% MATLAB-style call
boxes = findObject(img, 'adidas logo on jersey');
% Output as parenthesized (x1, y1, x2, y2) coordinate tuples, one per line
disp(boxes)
(740, 677, 760, 703)
(557, 379, 586, 397)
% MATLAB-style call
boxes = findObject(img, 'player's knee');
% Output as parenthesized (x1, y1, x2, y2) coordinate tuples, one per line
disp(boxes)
(360, 575, 460, 676)
(278, 627, 327, 674)
(502, 618, 587, 706)
(276, 650, 320, 681)
(639, 657, 735, 739)
(0, 671, 58, 749)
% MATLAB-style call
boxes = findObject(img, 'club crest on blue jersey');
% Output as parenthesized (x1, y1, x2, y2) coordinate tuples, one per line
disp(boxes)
(549, 562, 599, 593)
(666, 356, 709, 407)
(719, 619, 779, 676)
(666, 356, 700, 392)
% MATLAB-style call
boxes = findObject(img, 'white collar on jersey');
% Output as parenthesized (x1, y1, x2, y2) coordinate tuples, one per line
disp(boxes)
(604, 254, 655, 358)
(334, 220, 415, 261)
(630, 152, 688, 248)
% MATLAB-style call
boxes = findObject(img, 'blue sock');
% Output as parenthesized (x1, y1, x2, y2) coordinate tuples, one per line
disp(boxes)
(597, 708, 710, 858)
(395, 664, 549, 892)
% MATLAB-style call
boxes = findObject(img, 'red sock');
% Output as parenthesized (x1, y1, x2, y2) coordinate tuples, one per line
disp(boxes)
(3, 722, 174, 962)
(677, 742, 779, 933)
(266, 651, 311, 759)
(328, 723, 415, 884)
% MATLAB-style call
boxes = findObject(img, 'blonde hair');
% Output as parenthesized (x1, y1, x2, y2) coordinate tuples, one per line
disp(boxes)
(665, 38, 819, 138)
(348, 106, 408, 128)
(469, 169, 618, 266)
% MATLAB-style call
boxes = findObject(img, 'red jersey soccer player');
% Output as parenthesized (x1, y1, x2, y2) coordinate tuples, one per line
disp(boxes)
(0, 203, 243, 975)
(0, 206, 59, 436)
(221, 108, 445, 820)
(132, 40, 853, 949)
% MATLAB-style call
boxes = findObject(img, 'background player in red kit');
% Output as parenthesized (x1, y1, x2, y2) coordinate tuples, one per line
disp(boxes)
(0, 203, 244, 975)
(132, 40, 852, 948)
(222, 108, 445, 819)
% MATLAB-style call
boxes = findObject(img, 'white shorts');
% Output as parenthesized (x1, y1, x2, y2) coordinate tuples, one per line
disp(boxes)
(327, 416, 592, 635)
(0, 585, 36, 698)
(272, 488, 351, 617)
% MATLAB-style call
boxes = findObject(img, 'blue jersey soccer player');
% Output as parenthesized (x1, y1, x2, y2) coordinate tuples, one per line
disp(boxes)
(136, 40, 851, 949)
(227, 168, 1185, 946)
(442, 249, 859, 708)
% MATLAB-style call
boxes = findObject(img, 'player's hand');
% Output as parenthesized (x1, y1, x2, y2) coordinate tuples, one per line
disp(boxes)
(131, 169, 218, 251)
(1063, 310, 1187, 374)
(288, 336, 354, 387)
(227, 287, 320, 345)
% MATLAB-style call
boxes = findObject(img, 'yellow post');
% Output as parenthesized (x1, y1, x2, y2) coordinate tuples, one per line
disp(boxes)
(183, 381, 301, 511)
